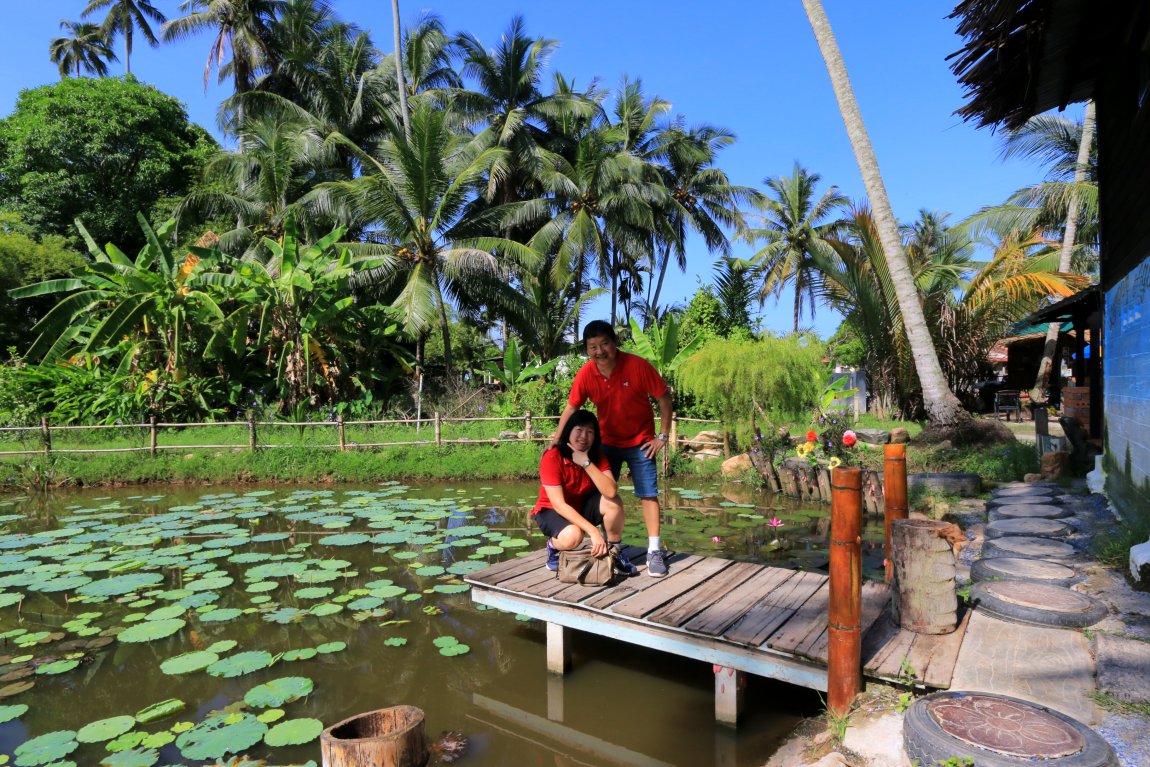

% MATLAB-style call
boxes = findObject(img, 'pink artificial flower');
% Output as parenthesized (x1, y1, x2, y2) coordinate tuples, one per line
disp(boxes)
(842, 430, 857, 447)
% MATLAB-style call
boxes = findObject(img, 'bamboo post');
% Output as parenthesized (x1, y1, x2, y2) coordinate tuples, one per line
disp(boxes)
(41, 416, 51, 458)
(669, 413, 679, 455)
(433, 412, 442, 447)
(883, 444, 908, 583)
(150, 416, 158, 458)
(524, 410, 533, 439)
(248, 410, 257, 452)
(337, 415, 346, 451)
(828, 466, 862, 717)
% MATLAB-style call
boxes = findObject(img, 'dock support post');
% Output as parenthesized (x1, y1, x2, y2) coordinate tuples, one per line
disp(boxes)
(828, 466, 862, 717)
(883, 444, 908, 583)
(546, 674, 565, 722)
(546, 622, 570, 674)
(714, 665, 745, 727)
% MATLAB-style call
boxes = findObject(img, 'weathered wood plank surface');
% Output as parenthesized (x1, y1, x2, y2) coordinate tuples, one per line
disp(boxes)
(466, 550, 963, 693)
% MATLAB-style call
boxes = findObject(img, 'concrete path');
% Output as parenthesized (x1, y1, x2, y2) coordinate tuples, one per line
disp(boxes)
(949, 610, 1102, 724)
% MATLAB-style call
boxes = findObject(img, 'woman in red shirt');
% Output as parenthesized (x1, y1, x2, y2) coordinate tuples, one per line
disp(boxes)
(532, 409, 636, 575)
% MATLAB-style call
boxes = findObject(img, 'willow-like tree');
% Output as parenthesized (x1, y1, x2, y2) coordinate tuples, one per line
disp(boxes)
(801, 0, 970, 427)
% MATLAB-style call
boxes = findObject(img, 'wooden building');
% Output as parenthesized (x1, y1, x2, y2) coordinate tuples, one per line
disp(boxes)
(951, 1, 1150, 525)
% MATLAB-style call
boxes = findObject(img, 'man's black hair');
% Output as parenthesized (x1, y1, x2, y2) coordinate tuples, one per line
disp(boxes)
(582, 320, 616, 344)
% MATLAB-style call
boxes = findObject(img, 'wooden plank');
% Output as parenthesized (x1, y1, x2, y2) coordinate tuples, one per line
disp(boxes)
(912, 607, 972, 688)
(494, 563, 561, 594)
(801, 581, 892, 664)
(467, 550, 545, 586)
(610, 557, 734, 619)
(542, 545, 650, 604)
(723, 571, 827, 647)
(862, 604, 917, 681)
(471, 587, 828, 692)
(581, 554, 705, 610)
(766, 581, 830, 656)
(684, 567, 798, 636)
(646, 561, 763, 628)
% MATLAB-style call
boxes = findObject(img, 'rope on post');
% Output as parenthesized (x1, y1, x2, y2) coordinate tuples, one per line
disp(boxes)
(828, 466, 862, 717)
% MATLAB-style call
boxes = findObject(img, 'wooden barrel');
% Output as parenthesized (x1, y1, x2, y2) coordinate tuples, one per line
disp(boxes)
(321, 706, 428, 767)
(890, 519, 959, 634)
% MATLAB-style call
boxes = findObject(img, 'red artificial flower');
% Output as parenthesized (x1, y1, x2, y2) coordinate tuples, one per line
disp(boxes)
(806, 430, 818, 442)
(842, 430, 857, 447)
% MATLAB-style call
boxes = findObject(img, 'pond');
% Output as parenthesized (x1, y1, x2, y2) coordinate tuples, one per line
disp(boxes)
(0, 478, 888, 766)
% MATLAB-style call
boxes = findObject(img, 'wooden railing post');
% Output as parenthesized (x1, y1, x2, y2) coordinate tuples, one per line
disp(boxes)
(828, 466, 862, 717)
(883, 444, 908, 583)
(434, 412, 442, 447)
(248, 410, 257, 452)
(337, 415, 346, 451)
(41, 416, 51, 458)
(150, 416, 158, 458)
(669, 413, 679, 455)
(524, 410, 533, 440)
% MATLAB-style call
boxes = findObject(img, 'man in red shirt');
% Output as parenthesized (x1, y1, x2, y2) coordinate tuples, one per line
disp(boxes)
(553, 321, 674, 576)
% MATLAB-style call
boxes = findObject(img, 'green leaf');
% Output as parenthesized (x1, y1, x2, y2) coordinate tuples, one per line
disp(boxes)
(263, 717, 323, 747)
(13, 730, 78, 766)
(0, 703, 28, 723)
(175, 713, 267, 761)
(134, 698, 185, 723)
(206, 650, 275, 678)
(243, 677, 314, 708)
(117, 618, 185, 643)
(160, 651, 218, 675)
(77, 715, 137, 744)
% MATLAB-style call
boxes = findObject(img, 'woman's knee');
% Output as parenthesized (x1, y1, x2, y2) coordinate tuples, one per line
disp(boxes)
(553, 526, 583, 550)
(600, 494, 624, 520)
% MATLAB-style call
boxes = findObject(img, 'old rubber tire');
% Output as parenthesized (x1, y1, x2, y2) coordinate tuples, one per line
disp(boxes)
(970, 581, 1107, 628)
(985, 517, 1071, 539)
(903, 691, 1118, 767)
(982, 536, 1076, 560)
(970, 557, 1077, 587)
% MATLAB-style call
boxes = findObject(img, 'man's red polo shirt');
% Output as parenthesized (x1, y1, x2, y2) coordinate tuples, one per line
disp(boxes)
(568, 351, 668, 448)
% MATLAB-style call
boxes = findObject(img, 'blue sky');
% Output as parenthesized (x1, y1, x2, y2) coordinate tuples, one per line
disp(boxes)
(1, 1, 1079, 338)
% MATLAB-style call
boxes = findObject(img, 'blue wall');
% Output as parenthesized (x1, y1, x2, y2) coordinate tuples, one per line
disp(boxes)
(1104, 257, 1150, 525)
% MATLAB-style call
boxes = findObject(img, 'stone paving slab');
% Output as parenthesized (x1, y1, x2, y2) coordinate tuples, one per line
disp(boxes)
(1095, 632, 1150, 704)
(949, 611, 1102, 725)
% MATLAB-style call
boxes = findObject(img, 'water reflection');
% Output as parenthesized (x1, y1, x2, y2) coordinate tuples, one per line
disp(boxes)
(0, 478, 869, 766)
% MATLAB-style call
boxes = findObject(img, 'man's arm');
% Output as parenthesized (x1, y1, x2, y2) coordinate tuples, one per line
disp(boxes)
(551, 403, 579, 447)
(642, 389, 674, 459)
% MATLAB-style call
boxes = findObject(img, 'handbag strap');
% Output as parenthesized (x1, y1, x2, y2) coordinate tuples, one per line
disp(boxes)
(575, 557, 596, 584)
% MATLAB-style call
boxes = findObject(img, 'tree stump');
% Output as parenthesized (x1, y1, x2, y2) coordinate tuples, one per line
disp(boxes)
(321, 706, 428, 767)
(890, 519, 959, 634)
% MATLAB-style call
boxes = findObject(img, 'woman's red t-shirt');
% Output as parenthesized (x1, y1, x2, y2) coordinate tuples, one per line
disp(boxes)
(531, 447, 612, 515)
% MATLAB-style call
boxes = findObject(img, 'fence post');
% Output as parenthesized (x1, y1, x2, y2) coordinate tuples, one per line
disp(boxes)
(41, 416, 51, 458)
(669, 413, 679, 454)
(883, 444, 908, 583)
(337, 415, 346, 451)
(150, 416, 158, 458)
(248, 410, 257, 452)
(722, 429, 731, 458)
(524, 410, 533, 440)
(434, 412, 442, 447)
(828, 466, 863, 718)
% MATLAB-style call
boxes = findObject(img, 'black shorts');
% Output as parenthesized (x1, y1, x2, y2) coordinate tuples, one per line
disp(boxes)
(534, 492, 604, 539)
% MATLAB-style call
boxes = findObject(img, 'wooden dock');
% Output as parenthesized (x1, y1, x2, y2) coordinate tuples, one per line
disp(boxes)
(466, 546, 970, 725)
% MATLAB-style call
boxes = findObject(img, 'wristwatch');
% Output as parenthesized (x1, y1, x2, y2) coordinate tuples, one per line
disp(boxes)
(657, 433, 668, 441)
(581, 459, 591, 468)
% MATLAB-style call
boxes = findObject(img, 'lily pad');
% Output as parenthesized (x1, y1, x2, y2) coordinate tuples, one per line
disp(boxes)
(13, 730, 78, 766)
(243, 676, 314, 708)
(117, 618, 186, 643)
(99, 747, 159, 766)
(135, 698, 185, 723)
(0, 703, 29, 723)
(35, 659, 80, 675)
(264, 717, 323, 747)
(77, 715, 137, 743)
(206, 650, 275, 678)
(315, 641, 346, 654)
(160, 651, 218, 675)
(175, 713, 267, 761)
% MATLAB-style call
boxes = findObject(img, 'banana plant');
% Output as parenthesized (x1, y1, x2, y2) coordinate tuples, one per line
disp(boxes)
(625, 314, 702, 378)
(475, 337, 559, 407)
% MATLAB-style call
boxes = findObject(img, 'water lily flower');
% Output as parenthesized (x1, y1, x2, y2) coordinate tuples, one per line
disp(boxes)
(767, 517, 784, 528)
(806, 430, 818, 442)
(842, 430, 857, 447)
(711, 536, 722, 543)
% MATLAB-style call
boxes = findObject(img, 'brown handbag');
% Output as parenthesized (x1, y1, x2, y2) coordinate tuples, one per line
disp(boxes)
(557, 549, 614, 586)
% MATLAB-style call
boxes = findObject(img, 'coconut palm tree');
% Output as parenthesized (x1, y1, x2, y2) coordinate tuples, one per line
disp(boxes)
(81, 0, 166, 76)
(312, 102, 540, 374)
(162, 0, 285, 94)
(49, 20, 118, 77)
(800, 0, 969, 427)
(740, 163, 846, 333)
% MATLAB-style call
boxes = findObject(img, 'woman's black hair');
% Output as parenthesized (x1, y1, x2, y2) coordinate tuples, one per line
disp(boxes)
(556, 409, 602, 462)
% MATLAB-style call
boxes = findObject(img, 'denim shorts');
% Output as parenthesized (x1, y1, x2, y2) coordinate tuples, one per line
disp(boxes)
(602, 443, 659, 498)
(534, 493, 604, 538)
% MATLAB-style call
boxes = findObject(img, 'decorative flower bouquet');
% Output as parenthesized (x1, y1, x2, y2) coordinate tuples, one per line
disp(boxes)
(795, 416, 859, 470)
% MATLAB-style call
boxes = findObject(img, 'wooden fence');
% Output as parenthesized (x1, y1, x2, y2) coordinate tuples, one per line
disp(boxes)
(0, 412, 724, 458)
